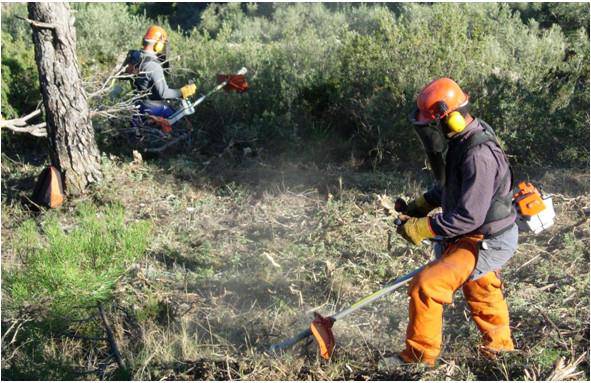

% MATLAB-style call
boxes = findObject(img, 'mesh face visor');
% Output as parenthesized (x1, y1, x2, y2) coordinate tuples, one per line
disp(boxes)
(424, 150, 446, 186)
(409, 107, 448, 185)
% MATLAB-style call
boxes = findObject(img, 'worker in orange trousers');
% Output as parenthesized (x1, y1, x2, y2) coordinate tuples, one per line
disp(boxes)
(386, 78, 518, 367)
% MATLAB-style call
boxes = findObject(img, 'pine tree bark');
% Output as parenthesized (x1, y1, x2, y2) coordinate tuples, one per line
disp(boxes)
(28, 2, 101, 195)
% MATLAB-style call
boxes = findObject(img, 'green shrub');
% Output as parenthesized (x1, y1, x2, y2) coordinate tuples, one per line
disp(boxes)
(1, 3, 588, 168)
(1, 4, 40, 119)
(73, 3, 160, 75)
(174, 2, 588, 168)
(511, 2, 590, 34)
(4, 203, 151, 321)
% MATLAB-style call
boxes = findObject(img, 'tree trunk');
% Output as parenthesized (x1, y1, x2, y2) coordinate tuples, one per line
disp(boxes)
(28, 2, 101, 195)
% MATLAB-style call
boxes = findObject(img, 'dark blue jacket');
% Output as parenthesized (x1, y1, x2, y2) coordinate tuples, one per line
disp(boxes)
(425, 118, 516, 237)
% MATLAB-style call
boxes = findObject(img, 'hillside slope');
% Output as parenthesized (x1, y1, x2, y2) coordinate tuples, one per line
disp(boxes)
(2, 151, 588, 380)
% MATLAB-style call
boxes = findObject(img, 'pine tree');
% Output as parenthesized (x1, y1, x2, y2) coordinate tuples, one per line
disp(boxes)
(28, 2, 102, 194)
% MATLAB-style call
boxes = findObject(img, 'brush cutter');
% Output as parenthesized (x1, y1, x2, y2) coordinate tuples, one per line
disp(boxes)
(270, 196, 441, 360)
(269, 265, 424, 360)
(130, 67, 249, 153)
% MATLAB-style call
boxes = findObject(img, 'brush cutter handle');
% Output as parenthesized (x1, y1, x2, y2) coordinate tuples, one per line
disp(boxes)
(269, 328, 312, 353)
(394, 198, 408, 213)
(395, 217, 442, 244)
(393, 198, 443, 244)
(394, 198, 407, 226)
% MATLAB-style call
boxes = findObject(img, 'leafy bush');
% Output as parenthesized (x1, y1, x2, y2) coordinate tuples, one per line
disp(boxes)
(511, 2, 590, 34)
(171, 2, 589, 168)
(3, 203, 151, 321)
(1, 5, 40, 119)
(1, 3, 588, 168)
(73, 3, 159, 75)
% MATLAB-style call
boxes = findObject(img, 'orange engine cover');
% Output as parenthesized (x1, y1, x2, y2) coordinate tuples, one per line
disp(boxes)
(513, 182, 545, 217)
(149, 116, 173, 133)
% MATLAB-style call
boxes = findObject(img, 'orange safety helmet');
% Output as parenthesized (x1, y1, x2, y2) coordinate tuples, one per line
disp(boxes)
(415, 78, 469, 124)
(143, 25, 168, 53)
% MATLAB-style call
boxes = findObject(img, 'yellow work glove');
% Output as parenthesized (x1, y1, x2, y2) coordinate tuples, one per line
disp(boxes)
(406, 195, 437, 217)
(397, 216, 435, 245)
(180, 83, 196, 99)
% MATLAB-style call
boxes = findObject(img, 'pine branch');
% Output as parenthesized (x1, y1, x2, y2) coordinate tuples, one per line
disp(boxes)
(0, 109, 47, 137)
(87, 53, 129, 99)
(98, 304, 126, 371)
(16, 15, 56, 30)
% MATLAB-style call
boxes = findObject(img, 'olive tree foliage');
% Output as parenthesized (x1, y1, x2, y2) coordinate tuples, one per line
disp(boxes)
(2, 3, 589, 168)
(182, 3, 588, 167)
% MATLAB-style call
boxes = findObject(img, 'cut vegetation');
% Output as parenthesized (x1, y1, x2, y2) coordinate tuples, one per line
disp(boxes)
(2, 149, 588, 380)
(1, 2, 589, 380)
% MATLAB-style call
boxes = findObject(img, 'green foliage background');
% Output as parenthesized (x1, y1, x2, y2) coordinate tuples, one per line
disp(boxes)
(1, 2, 589, 167)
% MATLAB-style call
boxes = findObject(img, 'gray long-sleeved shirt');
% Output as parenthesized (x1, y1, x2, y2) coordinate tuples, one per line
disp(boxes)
(134, 51, 181, 101)
(425, 118, 516, 237)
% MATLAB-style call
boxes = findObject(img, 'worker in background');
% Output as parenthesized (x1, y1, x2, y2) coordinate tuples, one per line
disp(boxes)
(127, 25, 196, 128)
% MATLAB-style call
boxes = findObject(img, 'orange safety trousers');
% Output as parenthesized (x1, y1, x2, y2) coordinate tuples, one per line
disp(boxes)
(399, 234, 514, 366)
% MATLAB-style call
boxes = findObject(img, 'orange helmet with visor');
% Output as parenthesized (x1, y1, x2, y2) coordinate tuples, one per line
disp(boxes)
(412, 77, 469, 125)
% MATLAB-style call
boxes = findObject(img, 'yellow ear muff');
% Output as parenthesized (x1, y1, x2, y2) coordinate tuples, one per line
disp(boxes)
(154, 40, 164, 53)
(446, 111, 466, 133)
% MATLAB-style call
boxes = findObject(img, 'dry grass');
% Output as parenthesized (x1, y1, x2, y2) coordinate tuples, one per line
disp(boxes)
(2, 150, 589, 380)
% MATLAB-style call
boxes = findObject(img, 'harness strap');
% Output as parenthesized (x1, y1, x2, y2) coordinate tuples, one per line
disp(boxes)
(458, 119, 514, 227)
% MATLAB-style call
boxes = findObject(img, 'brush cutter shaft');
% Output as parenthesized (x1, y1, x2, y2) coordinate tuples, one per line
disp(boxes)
(167, 67, 248, 125)
(269, 265, 424, 354)
(192, 95, 207, 108)
(269, 328, 312, 353)
(332, 266, 422, 320)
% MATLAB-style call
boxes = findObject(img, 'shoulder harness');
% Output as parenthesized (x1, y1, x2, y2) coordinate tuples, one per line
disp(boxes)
(457, 119, 514, 225)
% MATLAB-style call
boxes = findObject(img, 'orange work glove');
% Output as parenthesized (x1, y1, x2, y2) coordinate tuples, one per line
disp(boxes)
(397, 216, 435, 245)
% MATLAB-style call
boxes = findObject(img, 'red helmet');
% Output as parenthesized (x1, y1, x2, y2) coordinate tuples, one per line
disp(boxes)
(415, 78, 469, 123)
